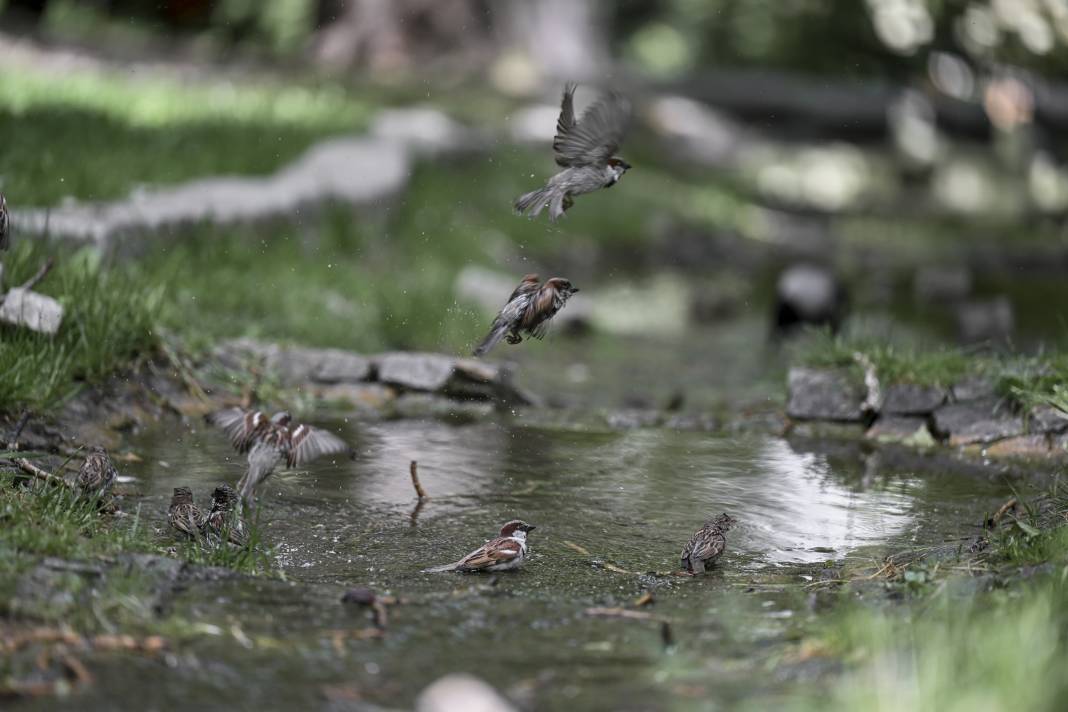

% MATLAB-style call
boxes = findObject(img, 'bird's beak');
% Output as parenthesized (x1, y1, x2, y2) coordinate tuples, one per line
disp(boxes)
(622, 161, 632, 170)
(526, 525, 537, 532)
(570, 288, 580, 294)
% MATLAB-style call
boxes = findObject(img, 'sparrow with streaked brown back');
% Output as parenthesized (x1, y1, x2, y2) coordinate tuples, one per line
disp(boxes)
(473, 275, 579, 356)
(168, 487, 203, 541)
(681, 513, 736, 574)
(207, 408, 353, 504)
(202, 483, 248, 546)
(76, 445, 118, 499)
(514, 83, 632, 222)
(422, 520, 536, 573)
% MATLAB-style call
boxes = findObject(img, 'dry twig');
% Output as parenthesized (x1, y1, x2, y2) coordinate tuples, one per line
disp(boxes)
(409, 460, 428, 500)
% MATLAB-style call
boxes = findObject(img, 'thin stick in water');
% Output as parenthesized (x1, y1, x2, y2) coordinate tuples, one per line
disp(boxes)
(409, 460, 428, 500)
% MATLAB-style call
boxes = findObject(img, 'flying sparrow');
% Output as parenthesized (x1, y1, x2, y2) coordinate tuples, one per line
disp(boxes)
(422, 520, 536, 573)
(75, 445, 118, 499)
(168, 486, 203, 541)
(514, 83, 631, 222)
(0, 193, 8, 251)
(681, 513, 736, 574)
(202, 483, 248, 547)
(473, 275, 579, 356)
(207, 408, 353, 504)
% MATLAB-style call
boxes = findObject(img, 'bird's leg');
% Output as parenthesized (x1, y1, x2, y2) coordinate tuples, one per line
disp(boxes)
(690, 559, 705, 575)
(505, 330, 523, 345)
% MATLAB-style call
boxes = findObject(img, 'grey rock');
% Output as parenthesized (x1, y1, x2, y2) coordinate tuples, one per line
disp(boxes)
(417, 674, 517, 712)
(376, 352, 457, 391)
(316, 383, 396, 413)
(0, 287, 64, 334)
(985, 435, 1052, 459)
(932, 397, 1024, 445)
(1029, 405, 1068, 434)
(951, 376, 996, 402)
(604, 410, 664, 430)
(882, 383, 946, 415)
(774, 264, 847, 336)
(312, 349, 373, 383)
(786, 367, 864, 422)
(390, 393, 495, 422)
(866, 416, 932, 444)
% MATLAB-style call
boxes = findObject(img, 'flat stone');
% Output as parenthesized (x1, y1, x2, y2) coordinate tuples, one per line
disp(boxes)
(866, 416, 931, 444)
(0, 287, 64, 334)
(604, 410, 664, 430)
(316, 383, 396, 412)
(312, 349, 373, 383)
(390, 393, 495, 422)
(786, 367, 864, 422)
(950, 376, 996, 402)
(932, 397, 1024, 446)
(376, 352, 456, 391)
(1029, 405, 1068, 434)
(985, 435, 1052, 459)
(881, 383, 946, 415)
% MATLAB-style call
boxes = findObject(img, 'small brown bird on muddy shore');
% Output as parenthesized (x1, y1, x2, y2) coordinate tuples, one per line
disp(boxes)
(473, 275, 579, 356)
(202, 483, 247, 546)
(168, 487, 203, 541)
(423, 520, 536, 573)
(514, 82, 631, 222)
(681, 513, 736, 574)
(76, 445, 118, 499)
(207, 408, 353, 505)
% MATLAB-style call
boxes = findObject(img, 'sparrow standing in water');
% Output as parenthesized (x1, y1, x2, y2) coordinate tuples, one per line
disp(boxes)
(514, 83, 632, 222)
(0, 193, 9, 251)
(202, 483, 248, 546)
(473, 275, 579, 356)
(168, 487, 203, 541)
(207, 408, 353, 505)
(423, 520, 536, 573)
(681, 513, 736, 574)
(76, 445, 118, 499)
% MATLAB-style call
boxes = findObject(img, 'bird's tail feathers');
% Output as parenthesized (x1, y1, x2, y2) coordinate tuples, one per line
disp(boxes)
(421, 561, 461, 573)
(473, 322, 509, 357)
(514, 185, 554, 218)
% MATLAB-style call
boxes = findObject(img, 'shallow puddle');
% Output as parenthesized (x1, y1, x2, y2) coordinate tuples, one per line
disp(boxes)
(41, 411, 1023, 711)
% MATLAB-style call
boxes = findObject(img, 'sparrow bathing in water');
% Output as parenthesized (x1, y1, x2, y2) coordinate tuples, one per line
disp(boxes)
(422, 520, 536, 573)
(202, 483, 248, 547)
(514, 82, 631, 222)
(168, 487, 203, 541)
(207, 408, 353, 505)
(473, 274, 579, 357)
(681, 513, 736, 574)
(76, 445, 118, 499)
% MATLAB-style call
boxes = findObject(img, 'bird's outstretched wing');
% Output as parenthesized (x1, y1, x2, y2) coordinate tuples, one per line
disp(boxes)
(552, 83, 578, 167)
(553, 89, 631, 167)
(208, 408, 268, 453)
(507, 274, 541, 303)
(287, 424, 352, 467)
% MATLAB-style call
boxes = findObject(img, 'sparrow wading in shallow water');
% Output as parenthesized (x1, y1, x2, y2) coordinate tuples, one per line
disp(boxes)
(681, 513, 736, 574)
(514, 82, 632, 222)
(168, 487, 203, 541)
(472, 274, 579, 356)
(76, 445, 118, 499)
(202, 483, 248, 546)
(207, 408, 353, 505)
(422, 520, 536, 573)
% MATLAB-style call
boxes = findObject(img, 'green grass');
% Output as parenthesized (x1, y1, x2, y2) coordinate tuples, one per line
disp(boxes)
(0, 244, 162, 410)
(0, 66, 371, 205)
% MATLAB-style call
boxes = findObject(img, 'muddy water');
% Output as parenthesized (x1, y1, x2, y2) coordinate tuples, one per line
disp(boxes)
(46, 409, 1020, 711)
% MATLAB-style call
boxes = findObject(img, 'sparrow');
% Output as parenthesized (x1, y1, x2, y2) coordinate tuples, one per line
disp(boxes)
(75, 445, 118, 499)
(681, 513, 736, 574)
(422, 520, 536, 573)
(201, 483, 248, 547)
(0, 193, 8, 251)
(207, 408, 353, 504)
(168, 487, 203, 541)
(472, 275, 579, 356)
(514, 82, 631, 222)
